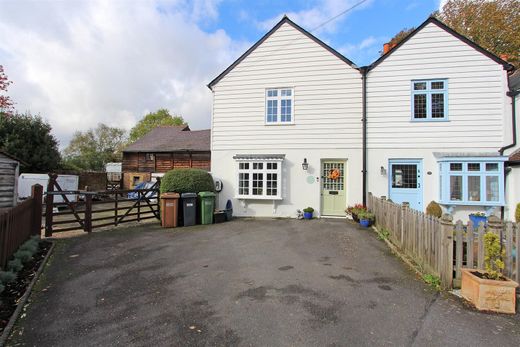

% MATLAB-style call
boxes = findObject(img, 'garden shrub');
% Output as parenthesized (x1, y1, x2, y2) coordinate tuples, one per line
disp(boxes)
(14, 249, 33, 264)
(7, 259, 23, 272)
(160, 168, 215, 194)
(0, 271, 16, 284)
(426, 201, 442, 218)
(516, 203, 520, 223)
(19, 237, 39, 254)
(484, 232, 505, 280)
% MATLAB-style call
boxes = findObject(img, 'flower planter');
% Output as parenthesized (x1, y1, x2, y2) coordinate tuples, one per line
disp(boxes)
(351, 213, 359, 223)
(461, 268, 518, 314)
(303, 212, 313, 219)
(469, 215, 487, 229)
(359, 219, 370, 228)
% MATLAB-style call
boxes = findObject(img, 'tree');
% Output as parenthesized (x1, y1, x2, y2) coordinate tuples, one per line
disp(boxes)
(438, 0, 519, 67)
(0, 65, 14, 113)
(62, 123, 127, 171)
(129, 109, 185, 143)
(0, 113, 61, 172)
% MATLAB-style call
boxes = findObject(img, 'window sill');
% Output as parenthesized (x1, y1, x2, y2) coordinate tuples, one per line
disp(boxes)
(235, 196, 283, 201)
(439, 201, 504, 207)
(265, 122, 295, 126)
(410, 118, 449, 122)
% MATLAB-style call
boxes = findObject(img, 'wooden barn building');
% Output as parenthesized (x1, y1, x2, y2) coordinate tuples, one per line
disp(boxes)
(122, 126, 211, 189)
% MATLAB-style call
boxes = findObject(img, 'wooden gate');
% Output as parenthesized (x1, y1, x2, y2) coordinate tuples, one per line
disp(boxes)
(44, 173, 160, 236)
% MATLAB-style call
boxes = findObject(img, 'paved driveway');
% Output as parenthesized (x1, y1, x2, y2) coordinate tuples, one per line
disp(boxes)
(8, 219, 520, 346)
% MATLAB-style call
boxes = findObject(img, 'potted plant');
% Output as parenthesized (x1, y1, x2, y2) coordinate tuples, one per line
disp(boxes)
(358, 211, 375, 228)
(461, 231, 519, 314)
(303, 207, 314, 219)
(346, 204, 366, 222)
(469, 212, 487, 229)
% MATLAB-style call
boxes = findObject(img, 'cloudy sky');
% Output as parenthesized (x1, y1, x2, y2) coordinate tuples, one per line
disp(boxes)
(0, 0, 443, 148)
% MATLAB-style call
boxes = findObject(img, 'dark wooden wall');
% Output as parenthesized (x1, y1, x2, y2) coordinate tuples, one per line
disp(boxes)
(122, 152, 211, 173)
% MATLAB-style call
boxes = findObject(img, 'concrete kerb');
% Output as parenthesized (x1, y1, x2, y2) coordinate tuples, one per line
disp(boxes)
(0, 241, 56, 347)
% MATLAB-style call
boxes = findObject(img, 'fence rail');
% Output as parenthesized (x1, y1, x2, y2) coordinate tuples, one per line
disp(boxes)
(44, 173, 160, 236)
(367, 193, 519, 289)
(0, 185, 43, 269)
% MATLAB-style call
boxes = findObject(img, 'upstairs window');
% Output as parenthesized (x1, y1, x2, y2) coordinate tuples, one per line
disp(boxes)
(266, 88, 293, 124)
(411, 79, 448, 121)
(439, 158, 505, 206)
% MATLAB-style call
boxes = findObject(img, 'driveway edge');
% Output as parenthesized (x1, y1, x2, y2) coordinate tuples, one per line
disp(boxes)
(0, 241, 56, 347)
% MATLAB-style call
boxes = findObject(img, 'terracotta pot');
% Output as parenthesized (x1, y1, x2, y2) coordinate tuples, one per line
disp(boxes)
(460, 268, 518, 314)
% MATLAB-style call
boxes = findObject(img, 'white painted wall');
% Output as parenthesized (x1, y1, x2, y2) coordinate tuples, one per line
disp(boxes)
(504, 92, 520, 221)
(366, 22, 511, 221)
(210, 21, 363, 217)
(212, 149, 362, 217)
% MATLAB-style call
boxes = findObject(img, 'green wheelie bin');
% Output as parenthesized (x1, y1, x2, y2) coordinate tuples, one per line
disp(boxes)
(198, 191, 216, 225)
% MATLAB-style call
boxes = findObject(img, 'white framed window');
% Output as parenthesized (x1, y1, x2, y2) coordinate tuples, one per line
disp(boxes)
(411, 79, 448, 121)
(235, 155, 284, 200)
(438, 158, 505, 206)
(266, 88, 293, 124)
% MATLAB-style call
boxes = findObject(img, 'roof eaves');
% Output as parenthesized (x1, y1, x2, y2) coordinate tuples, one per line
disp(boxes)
(368, 16, 514, 72)
(207, 16, 358, 90)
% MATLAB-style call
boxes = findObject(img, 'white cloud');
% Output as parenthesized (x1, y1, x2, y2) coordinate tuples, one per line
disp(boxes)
(0, 0, 247, 147)
(256, 0, 373, 34)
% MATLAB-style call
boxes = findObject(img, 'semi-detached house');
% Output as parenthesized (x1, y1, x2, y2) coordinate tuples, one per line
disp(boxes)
(208, 16, 517, 221)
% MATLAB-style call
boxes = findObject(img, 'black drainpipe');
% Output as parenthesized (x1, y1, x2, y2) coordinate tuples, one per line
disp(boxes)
(361, 66, 369, 206)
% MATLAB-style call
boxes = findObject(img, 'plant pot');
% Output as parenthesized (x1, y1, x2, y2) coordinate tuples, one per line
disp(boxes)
(351, 213, 359, 223)
(359, 219, 370, 228)
(303, 211, 313, 219)
(469, 215, 487, 229)
(460, 268, 518, 314)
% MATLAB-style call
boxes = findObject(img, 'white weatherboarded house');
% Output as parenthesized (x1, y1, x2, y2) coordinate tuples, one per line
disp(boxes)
(0, 151, 22, 208)
(365, 17, 515, 220)
(208, 16, 363, 217)
(209, 16, 517, 220)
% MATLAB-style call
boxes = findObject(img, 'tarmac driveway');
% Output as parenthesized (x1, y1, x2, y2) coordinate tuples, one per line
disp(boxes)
(8, 219, 520, 346)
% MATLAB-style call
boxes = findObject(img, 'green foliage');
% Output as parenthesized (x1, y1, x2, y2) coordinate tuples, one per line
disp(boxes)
(62, 123, 127, 171)
(426, 201, 442, 218)
(0, 271, 16, 284)
(377, 228, 390, 241)
(303, 207, 314, 213)
(0, 112, 61, 172)
(515, 203, 520, 223)
(160, 169, 214, 194)
(129, 109, 186, 142)
(483, 232, 505, 280)
(386, 27, 415, 49)
(358, 211, 375, 221)
(14, 249, 33, 264)
(19, 237, 39, 254)
(423, 274, 441, 291)
(7, 258, 23, 272)
(346, 204, 367, 216)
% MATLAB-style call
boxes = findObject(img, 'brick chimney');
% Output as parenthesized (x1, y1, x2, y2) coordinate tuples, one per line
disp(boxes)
(383, 42, 397, 54)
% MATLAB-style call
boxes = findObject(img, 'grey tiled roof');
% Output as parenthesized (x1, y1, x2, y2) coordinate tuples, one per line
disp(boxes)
(123, 126, 210, 152)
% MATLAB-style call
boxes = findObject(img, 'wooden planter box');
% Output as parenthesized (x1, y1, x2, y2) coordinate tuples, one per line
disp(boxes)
(461, 268, 518, 314)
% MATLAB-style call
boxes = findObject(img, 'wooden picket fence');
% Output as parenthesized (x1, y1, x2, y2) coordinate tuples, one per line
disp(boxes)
(367, 193, 519, 289)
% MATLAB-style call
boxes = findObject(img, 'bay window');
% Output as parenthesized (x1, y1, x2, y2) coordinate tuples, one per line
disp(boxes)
(439, 158, 505, 206)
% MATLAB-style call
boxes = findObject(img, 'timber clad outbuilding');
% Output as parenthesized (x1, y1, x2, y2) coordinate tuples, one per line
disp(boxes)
(0, 151, 21, 208)
(122, 126, 211, 189)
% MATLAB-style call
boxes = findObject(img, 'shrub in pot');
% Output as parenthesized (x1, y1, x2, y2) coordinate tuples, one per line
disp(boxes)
(461, 229, 519, 314)
(515, 202, 520, 223)
(303, 207, 314, 219)
(346, 204, 366, 222)
(358, 211, 375, 228)
(425, 201, 442, 218)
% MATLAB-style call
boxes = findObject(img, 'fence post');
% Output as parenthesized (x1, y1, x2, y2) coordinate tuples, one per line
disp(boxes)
(487, 214, 503, 236)
(400, 202, 409, 246)
(45, 174, 57, 237)
(440, 213, 454, 289)
(31, 184, 43, 236)
(84, 186, 92, 233)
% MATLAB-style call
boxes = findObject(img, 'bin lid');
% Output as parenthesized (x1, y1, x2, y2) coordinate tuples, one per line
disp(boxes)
(160, 192, 180, 198)
(181, 193, 197, 198)
(198, 191, 216, 197)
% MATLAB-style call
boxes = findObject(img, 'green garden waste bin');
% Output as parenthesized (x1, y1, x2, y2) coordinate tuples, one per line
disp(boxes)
(198, 191, 216, 225)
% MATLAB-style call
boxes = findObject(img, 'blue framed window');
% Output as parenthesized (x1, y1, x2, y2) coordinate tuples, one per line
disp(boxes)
(411, 79, 448, 121)
(438, 157, 505, 206)
(266, 88, 293, 124)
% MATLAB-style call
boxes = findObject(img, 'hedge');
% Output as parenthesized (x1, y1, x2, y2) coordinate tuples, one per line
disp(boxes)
(160, 169, 215, 194)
